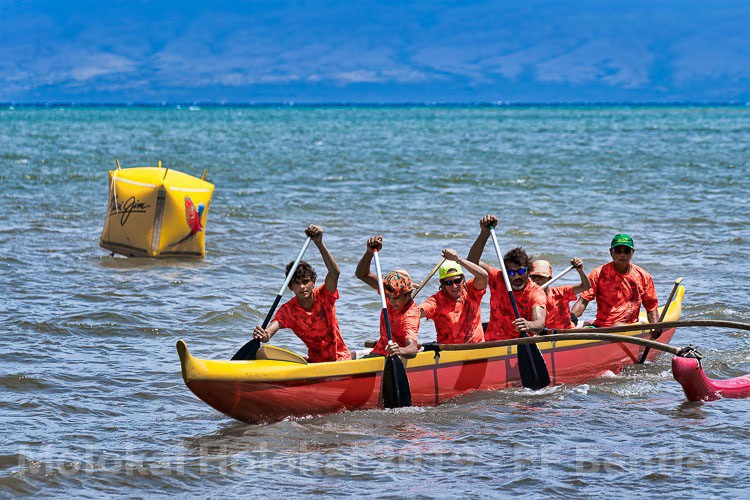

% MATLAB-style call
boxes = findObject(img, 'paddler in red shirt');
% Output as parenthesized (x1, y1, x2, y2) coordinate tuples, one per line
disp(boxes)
(355, 235, 419, 358)
(419, 248, 488, 344)
(571, 233, 660, 335)
(529, 258, 590, 330)
(252, 224, 351, 362)
(467, 214, 546, 340)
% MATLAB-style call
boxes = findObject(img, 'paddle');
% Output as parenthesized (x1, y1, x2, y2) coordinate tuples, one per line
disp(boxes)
(540, 265, 575, 290)
(637, 277, 684, 364)
(362, 258, 444, 348)
(373, 248, 412, 408)
(488, 227, 551, 390)
(231, 237, 312, 360)
(411, 258, 446, 300)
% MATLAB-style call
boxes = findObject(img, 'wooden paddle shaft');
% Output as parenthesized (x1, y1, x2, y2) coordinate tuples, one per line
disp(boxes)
(637, 277, 683, 364)
(411, 258, 446, 300)
(658, 278, 683, 323)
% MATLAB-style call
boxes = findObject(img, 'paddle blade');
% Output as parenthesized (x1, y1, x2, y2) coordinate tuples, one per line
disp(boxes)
(231, 338, 261, 361)
(517, 343, 551, 390)
(382, 356, 412, 408)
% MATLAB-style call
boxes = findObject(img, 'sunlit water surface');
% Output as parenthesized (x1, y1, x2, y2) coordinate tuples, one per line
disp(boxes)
(1, 105, 749, 496)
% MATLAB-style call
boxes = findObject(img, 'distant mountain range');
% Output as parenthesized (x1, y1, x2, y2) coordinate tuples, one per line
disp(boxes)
(2, 1, 748, 103)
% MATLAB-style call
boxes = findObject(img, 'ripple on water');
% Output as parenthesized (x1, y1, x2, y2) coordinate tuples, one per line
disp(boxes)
(2, 106, 750, 497)
(0, 375, 50, 391)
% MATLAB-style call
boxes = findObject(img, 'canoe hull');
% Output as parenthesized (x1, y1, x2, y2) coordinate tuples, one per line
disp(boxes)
(672, 356, 750, 402)
(180, 285, 684, 424)
(180, 328, 675, 424)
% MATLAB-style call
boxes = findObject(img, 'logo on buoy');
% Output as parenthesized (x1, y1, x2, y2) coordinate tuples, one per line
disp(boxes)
(109, 196, 151, 226)
(169, 196, 205, 246)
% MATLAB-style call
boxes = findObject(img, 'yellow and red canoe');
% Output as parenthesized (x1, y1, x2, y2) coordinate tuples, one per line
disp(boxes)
(178, 285, 684, 424)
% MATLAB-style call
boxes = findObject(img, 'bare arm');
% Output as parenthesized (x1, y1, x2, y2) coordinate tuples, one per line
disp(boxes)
(467, 214, 497, 264)
(306, 224, 340, 293)
(570, 258, 591, 294)
(253, 320, 281, 342)
(443, 248, 488, 290)
(571, 297, 589, 318)
(354, 236, 381, 291)
(513, 305, 546, 335)
(386, 338, 419, 358)
(530, 305, 546, 334)
(647, 307, 661, 338)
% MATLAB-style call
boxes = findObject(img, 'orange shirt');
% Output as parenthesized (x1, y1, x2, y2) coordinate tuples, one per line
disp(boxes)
(580, 262, 658, 327)
(274, 285, 350, 362)
(371, 299, 421, 356)
(545, 285, 578, 330)
(485, 266, 546, 341)
(419, 278, 486, 344)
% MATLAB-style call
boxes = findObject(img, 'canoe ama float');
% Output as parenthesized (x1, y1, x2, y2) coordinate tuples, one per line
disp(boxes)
(672, 356, 750, 402)
(178, 285, 684, 424)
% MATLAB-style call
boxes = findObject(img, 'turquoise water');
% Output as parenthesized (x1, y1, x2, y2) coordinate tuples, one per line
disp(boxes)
(2, 105, 749, 496)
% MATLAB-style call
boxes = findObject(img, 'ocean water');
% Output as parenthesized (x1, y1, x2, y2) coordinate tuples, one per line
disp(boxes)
(1, 105, 749, 497)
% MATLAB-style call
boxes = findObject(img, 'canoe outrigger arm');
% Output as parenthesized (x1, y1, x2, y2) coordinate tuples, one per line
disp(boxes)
(422, 332, 692, 358)
(673, 345, 704, 362)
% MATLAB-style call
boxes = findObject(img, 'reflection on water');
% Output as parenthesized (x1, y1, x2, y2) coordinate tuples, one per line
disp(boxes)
(672, 401, 709, 420)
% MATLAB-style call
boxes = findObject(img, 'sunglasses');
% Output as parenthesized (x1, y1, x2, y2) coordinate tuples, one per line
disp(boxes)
(442, 276, 464, 287)
(507, 267, 528, 277)
(612, 246, 633, 254)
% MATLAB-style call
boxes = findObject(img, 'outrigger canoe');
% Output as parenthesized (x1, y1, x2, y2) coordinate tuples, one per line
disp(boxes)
(177, 285, 684, 424)
(672, 353, 750, 402)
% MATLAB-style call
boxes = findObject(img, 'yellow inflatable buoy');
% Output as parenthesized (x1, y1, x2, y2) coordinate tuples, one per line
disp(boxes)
(99, 160, 215, 258)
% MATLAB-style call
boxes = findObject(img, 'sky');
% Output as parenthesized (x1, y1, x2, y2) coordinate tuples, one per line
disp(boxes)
(1, 0, 749, 103)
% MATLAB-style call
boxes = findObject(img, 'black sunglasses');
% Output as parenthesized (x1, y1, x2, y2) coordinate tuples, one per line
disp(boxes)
(442, 276, 464, 287)
(612, 246, 633, 254)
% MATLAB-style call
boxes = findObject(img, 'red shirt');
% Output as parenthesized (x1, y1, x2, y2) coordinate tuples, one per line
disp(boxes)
(580, 262, 658, 327)
(485, 266, 547, 341)
(419, 278, 486, 344)
(273, 285, 350, 362)
(371, 299, 421, 356)
(545, 285, 578, 330)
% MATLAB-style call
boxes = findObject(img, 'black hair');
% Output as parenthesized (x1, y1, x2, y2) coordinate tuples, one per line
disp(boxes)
(286, 260, 317, 289)
(503, 246, 532, 268)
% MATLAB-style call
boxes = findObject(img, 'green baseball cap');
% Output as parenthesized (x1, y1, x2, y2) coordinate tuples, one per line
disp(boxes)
(610, 233, 634, 249)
